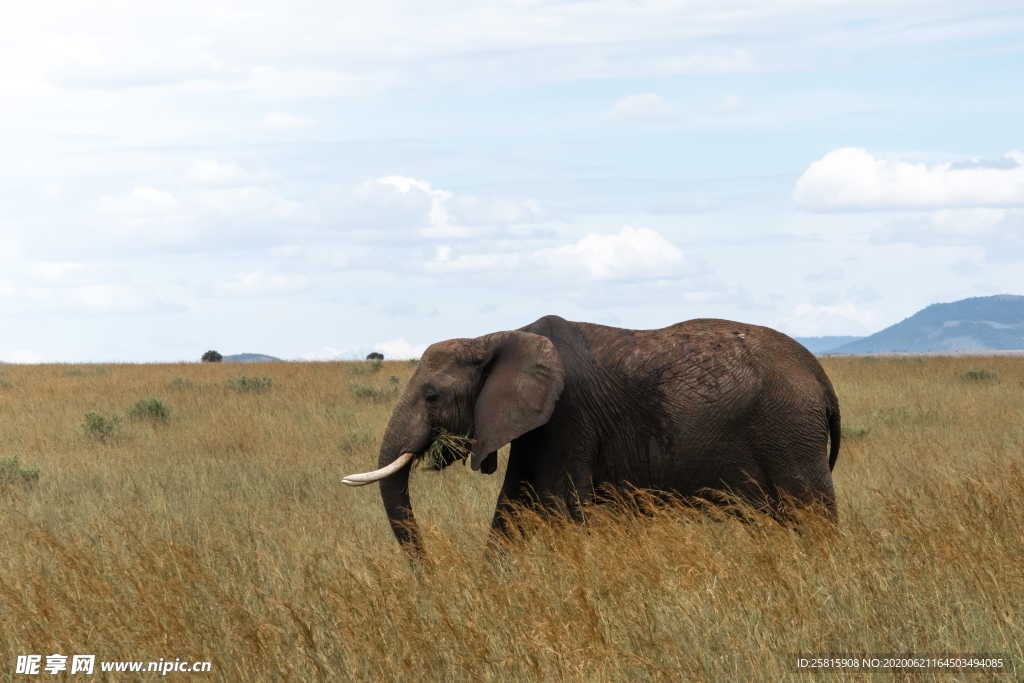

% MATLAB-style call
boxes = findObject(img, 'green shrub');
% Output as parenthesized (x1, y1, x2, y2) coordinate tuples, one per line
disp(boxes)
(65, 366, 109, 377)
(871, 405, 938, 427)
(0, 457, 39, 491)
(960, 369, 998, 383)
(351, 383, 398, 403)
(128, 398, 170, 424)
(168, 377, 194, 389)
(0, 375, 11, 389)
(842, 425, 870, 440)
(83, 412, 121, 442)
(350, 359, 382, 375)
(227, 376, 273, 393)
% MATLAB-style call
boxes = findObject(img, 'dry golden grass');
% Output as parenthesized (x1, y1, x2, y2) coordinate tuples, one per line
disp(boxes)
(0, 357, 1021, 681)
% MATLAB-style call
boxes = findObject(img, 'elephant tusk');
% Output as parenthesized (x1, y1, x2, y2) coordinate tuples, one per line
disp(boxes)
(342, 452, 415, 486)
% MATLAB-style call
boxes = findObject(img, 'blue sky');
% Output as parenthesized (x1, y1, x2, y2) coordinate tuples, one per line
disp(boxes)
(2, 1, 1023, 361)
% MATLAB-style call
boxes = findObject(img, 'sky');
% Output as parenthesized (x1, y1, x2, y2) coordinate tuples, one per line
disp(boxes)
(2, 1, 1023, 362)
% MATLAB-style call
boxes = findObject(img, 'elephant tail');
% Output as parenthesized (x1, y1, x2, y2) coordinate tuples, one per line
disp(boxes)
(826, 396, 840, 471)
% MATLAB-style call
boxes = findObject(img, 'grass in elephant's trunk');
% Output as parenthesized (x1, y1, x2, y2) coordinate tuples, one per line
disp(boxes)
(418, 429, 473, 470)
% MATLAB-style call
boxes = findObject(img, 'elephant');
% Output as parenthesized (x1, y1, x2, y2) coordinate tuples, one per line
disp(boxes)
(343, 314, 840, 557)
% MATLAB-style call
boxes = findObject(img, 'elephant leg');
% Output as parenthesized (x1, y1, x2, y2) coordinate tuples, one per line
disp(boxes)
(768, 464, 837, 522)
(564, 469, 595, 524)
(708, 459, 776, 517)
(487, 452, 535, 551)
(755, 433, 837, 522)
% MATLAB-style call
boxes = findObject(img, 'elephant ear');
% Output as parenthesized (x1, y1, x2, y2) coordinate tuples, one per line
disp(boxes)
(470, 331, 565, 471)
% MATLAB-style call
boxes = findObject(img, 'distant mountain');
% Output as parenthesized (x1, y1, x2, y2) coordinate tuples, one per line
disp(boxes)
(223, 353, 282, 363)
(832, 295, 1024, 354)
(793, 336, 865, 354)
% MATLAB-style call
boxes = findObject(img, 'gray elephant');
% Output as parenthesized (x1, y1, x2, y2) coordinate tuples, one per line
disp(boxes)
(344, 315, 840, 556)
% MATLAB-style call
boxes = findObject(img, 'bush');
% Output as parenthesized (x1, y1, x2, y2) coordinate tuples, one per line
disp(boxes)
(351, 383, 398, 403)
(168, 377, 194, 390)
(227, 376, 273, 393)
(366, 352, 384, 361)
(202, 350, 223, 363)
(129, 398, 170, 424)
(65, 366, 108, 377)
(0, 375, 11, 389)
(350, 359, 382, 375)
(0, 457, 39, 492)
(83, 412, 121, 442)
(842, 425, 870, 440)
(960, 369, 998, 383)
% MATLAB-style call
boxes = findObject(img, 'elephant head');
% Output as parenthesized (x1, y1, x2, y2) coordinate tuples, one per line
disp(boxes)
(342, 330, 565, 555)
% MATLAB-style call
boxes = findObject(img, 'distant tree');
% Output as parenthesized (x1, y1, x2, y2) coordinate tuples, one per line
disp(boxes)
(366, 352, 384, 361)
(201, 350, 223, 363)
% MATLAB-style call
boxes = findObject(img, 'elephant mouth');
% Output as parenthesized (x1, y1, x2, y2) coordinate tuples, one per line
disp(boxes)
(420, 430, 474, 471)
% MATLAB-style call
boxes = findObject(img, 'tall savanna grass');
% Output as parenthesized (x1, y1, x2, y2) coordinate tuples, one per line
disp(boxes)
(0, 357, 1021, 680)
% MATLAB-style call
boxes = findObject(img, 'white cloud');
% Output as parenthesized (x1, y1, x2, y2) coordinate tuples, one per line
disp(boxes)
(785, 302, 884, 336)
(347, 176, 542, 239)
(196, 186, 302, 219)
(926, 208, 1009, 234)
(7, 2, 1009, 106)
(607, 92, 758, 126)
(1, 349, 45, 364)
(298, 345, 355, 361)
(0, 283, 178, 315)
(29, 262, 90, 284)
(426, 226, 686, 281)
(96, 187, 178, 214)
(650, 49, 757, 75)
(187, 160, 247, 185)
(299, 338, 427, 360)
(448, 196, 543, 226)
(269, 244, 353, 269)
(374, 338, 428, 359)
(1, 2, 1021, 363)
(539, 226, 685, 280)
(608, 93, 679, 122)
(237, 66, 398, 99)
(795, 148, 1024, 211)
(377, 176, 461, 237)
(262, 111, 313, 130)
(715, 94, 751, 117)
(215, 271, 310, 297)
(88, 188, 198, 249)
(426, 245, 519, 273)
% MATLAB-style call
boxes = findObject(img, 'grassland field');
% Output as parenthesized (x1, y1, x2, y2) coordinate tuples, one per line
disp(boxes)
(0, 357, 1021, 681)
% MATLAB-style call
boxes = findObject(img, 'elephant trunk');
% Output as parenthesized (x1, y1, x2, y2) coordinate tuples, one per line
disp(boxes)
(378, 456, 422, 558)
(375, 393, 431, 558)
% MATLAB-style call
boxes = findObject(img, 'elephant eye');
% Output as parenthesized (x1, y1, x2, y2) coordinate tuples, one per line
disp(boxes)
(424, 386, 439, 402)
